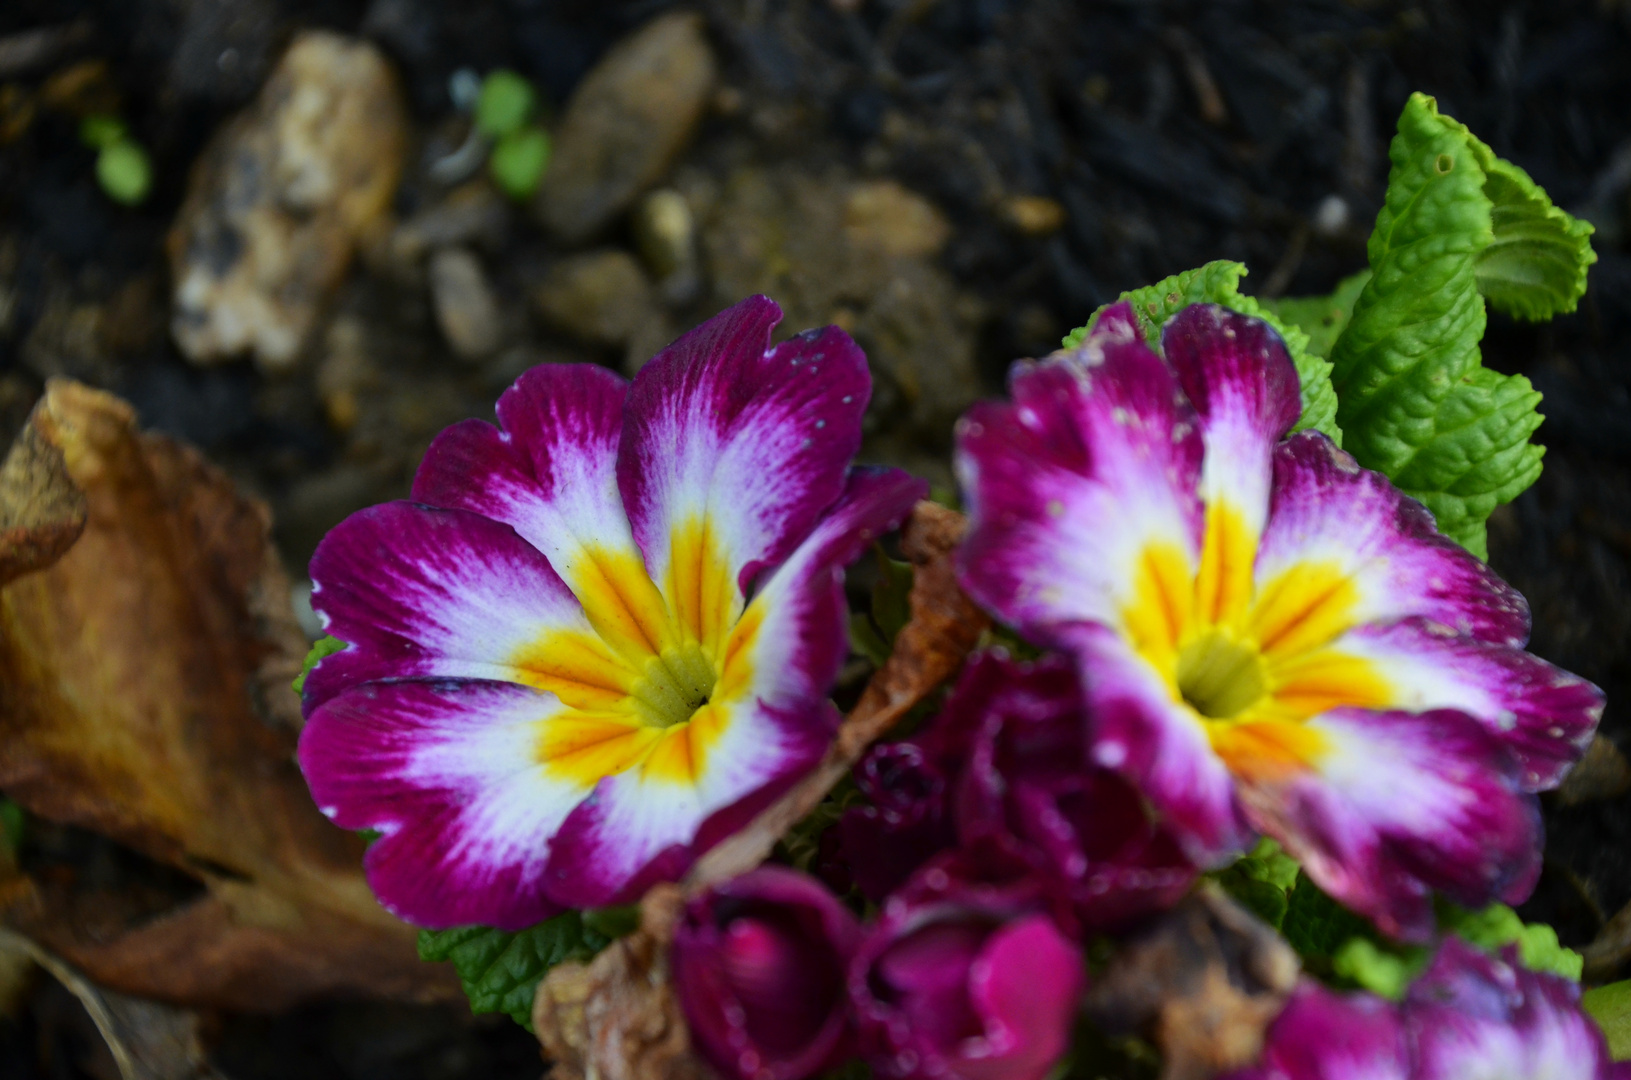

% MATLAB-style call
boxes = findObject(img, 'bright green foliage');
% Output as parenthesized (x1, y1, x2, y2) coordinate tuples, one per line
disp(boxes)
(1583, 981, 1631, 1061)
(1328, 93, 1591, 559)
(1333, 937, 1423, 1000)
(1063, 261, 1340, 443)
(1440, 901, 1583, 980)
(418, 911, 609, 1029)
(96, 140, 153, 206)
(292, 635, 347, 695)
(491, 128, 551, 200)
(475, 69, 536, 139)
(1259, 270, 1371, 361)
(1213, 838, 1300, 929)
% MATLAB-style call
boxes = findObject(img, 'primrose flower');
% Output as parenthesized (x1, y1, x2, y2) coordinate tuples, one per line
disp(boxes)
(298, 296, 925, 928)
(672, 867, 861, 1080)
(955, 301, 1602, 939)
(850, 849, 1085, 1080)
(1227, 939, 1628, 1080)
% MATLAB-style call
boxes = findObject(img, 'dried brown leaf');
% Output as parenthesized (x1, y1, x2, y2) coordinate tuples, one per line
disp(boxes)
(0, 379, 456, 1010)
(1084, 884, 1300, 1080)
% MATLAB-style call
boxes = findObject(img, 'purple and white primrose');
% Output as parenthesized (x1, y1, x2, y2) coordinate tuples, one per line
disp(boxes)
(297, 296, 925, 929)
(1225, 939, 1630, 1080)
(954, 300, 1603, 940)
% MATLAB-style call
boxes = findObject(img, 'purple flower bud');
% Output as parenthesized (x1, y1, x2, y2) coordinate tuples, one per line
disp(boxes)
(673, 867, 862, 1080)
(948, 651, 1196, 930)
(842, 742, 958, 901)
(850, 852, 1085, 1080)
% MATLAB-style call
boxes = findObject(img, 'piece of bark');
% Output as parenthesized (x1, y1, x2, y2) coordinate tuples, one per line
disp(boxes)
(1083, 884, 1300, 1080)
(0, 380, 455, 1010)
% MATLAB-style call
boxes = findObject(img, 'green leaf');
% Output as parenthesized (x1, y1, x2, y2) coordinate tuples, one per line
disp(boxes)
(1062, 260, 1340, 442)
(96, 140, 152, 206)
(490, 127, 551, 200)
(1326, 93, 1591, 556)
(418, 911, 609, 1029)
(1469, 146, 1596, 321)
(581, 904, 641, 940)
(1332, 937, 1426, 1000)
(1583, 980, 1631, 1061)
(0, 798, 23, 856)
(870, 548, 914, 645)
(1280, 871, 1374, 961)
(1257, 270, 1372, 360)
(291, 635, 348, 696)
(1439, 902, 1582, 980)
(1211, 838, 1300, 929)
(776, 778, 862, 874)
(475, 69, 536, 139)
(79, 114, 128, 149)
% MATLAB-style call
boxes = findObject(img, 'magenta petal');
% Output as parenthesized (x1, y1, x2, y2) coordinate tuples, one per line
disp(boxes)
(298, 679, 582, 930)
(303, 501, 588, 710)
(958, 916, 1085, 1080)
(411, 363, 634, 571)
(618, 295, 872, 598)
(1220, 982, 1409, 1080)
(1338, 618, 1603, 792)
(1241, 708, 1542, 942)
(1260, 432, 1529, 647)
(954, 301, 1205, 641)
(1406, 940, 1617, 1080)
(674, 867, 861, 1080)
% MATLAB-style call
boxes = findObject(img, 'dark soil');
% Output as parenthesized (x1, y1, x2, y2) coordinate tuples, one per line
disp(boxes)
(3, 0, 1631, 1076)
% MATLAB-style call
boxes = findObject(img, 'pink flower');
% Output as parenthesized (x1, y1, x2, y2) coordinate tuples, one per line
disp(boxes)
(1228, 939, 1626, 1080)
(954, 301, 1602, 939)
(297, 297, 924, 928)
(673, 867, 862, 1080)
(850, 850, 1085, 1080)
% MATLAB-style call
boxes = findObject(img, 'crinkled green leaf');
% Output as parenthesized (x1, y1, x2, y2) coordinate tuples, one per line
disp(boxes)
(1439, 902, 1582, 980)
(581, 904, 641, 941)
(1332, 937, 1426, 1000)
(1212, 838, 1301, 929)
(291, 635, 347, 695)
(1583, 980, 1631, 1061)
(1063, 261, 1340, 442)
(418, 911, 609, 1029)
(1328, 92, 1567, 558)
(1258, 270, 1372, 360)
(1281, 871, 1374, 961)
(1469, 147, 1596, 321)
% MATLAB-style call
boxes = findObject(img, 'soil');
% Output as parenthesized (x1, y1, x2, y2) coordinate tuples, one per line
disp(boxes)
(2, 0, 1631, 1076)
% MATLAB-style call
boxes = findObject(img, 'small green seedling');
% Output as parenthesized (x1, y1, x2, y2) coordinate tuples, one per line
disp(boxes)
(475, 69, 536, 140)
(490, 127, 552, 200)
(80, 114, 152, 206)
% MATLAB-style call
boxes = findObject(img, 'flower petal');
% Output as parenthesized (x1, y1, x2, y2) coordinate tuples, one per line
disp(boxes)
(1255, 433, 1529, 651)
(617, 295, 871, 641)
(411, 364, 680, 667)
(1328, 618, 1602, 791)
(1220, 982, 1409, 1080)
(541, 467, 924, 906)
(956, 301, 1205, 644)
(1407, 941, 1615, 1080)
(304, 502, 625, 710)
(1068, 624, 1252, 862)
(298, 679, 590, 930)
(1236, 708, 1542, 941)
(957, 915, 1085, 1080)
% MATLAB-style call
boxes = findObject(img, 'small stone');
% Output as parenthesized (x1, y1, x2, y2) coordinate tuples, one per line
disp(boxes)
(1001, 194, 1067, 236)
(533, 250, 657, 349)
(1558, 736, 1631, 806)
(315, 315, 377, 433)
(533, 13, 717, 244)
(632, 189, 696, 281)
(168, 32, 408, 371)
(844, 180, 951, 258)
(386, 180, 509, 268)
(428, 247, 503, 361)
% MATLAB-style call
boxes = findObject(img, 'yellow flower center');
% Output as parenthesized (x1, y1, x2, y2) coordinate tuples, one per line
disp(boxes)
(501, 517, 761, 787)
(1122, 501, 1391, 779)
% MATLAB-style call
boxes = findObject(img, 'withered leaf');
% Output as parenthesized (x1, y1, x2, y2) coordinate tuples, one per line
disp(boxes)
(0, 380, 456, 1010)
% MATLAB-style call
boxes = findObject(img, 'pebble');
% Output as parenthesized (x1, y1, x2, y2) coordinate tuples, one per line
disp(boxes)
(533, 250, 658, 349)
(168, 32, 408, 371)
(844, 180, 952, 257)
(1001, 194, 1068, 236)
(632, 188, 702, 304)
(533, 12, 717, 243)
(428, 247, 503, 361)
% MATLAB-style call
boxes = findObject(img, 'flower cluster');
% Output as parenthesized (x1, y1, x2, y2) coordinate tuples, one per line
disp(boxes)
(297, 291, 1613, 1080)
(1228, 940, 1629, 1080)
